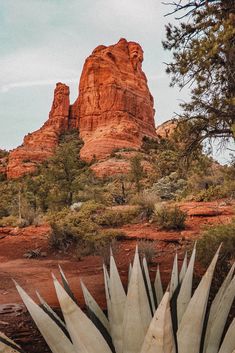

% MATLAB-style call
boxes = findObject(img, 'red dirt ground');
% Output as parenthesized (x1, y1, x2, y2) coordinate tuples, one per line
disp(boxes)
(0, 200, 234, 351)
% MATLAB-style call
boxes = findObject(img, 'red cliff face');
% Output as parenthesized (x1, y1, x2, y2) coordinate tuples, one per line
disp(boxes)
(6, 39, 157, 178)
(72, 38, 156, 161)
(7, 83, 71, 179)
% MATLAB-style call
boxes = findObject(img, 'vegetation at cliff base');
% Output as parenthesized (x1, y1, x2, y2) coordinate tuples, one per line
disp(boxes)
(4, 129, 232, 227)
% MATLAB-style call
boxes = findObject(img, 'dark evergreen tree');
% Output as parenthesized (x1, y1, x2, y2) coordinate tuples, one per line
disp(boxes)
(163, 0, 235, 153)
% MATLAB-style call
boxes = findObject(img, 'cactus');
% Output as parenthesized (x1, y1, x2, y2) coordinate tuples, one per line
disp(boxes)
(1, 245, 235, 353)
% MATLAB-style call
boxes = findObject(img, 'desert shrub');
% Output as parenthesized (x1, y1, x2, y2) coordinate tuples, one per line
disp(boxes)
(48, 202, 121, 253)
(19, 201, 43, 227)
(76, 231, 122, 262)
(197, 220, 235, 273)
(0, 173, 6, 182)
(149, 172, 187, 201)
(129, 155, 145, 193)
(75, 201, 105, 220)
(75, 232, 112, 259)
(0, 206, 9, 218)
(48, 212, 100, 251)
(193, 182, 235, 201)
(0, 215, 20, 227)
(95, 207, 140, 227)
(154, 204, 186, 230)
(130, 193, 160, 219)
(194, 185, 224, 202)
(185, 159, 235, 201)
(138, 240, 157, 263)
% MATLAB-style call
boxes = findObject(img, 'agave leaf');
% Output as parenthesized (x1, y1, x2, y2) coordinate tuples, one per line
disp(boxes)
(179, 252, 187, 283)
(177, 244, 196, 325)
(122, 246, 152, 353)
(0, 332, 23, 353)
(103, 263, 111, 319)
(53, 275, 112, 353)
(218, 318, 235, 353)
(142, 257, 156, 314)
(140, 292, 176, 353)
(154, 265, 164, 306)
(177, 245, 221, 353)
(203, 262, 235, 352)
(59, 266, 77, 303)
(36, 291, 67, 331)
(80, 280, 110, 334)
(14, 281, 76, 353)
(204, 274, 235, 353)
(128, 263, 132, 285)
(80, 280, 114, 352)
(169, 253, 178, 299)
(109, 254, 126, 353)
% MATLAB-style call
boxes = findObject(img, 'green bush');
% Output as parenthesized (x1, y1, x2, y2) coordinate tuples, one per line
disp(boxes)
(131, 193, 160, 219)
(20, 201, 43, 227)
(149, 173, 187, 201)
(194, 183, 235, 201)
(95, 207, 140, 227)
(0, 215, 20, 227)
(154, 204, 186, 230)
(48, 202, 121, 254)
(75, 230, 117, 260)
(197, 220, 235, 271)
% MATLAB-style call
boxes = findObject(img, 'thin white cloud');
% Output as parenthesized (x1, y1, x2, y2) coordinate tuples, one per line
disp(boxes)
(1, 78, 78, 93)
(0, 46, 81, 94)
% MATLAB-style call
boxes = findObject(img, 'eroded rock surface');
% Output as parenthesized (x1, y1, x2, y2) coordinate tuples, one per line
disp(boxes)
(7, 39, 157, 178)
(72, 38, 156, 161)
(155, 119, 178, 139)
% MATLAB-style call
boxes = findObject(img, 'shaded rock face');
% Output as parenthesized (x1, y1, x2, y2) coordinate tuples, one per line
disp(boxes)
(7, 83, 71, 179)
(72, 38, 156, 161)
(7, 39, 157, 178)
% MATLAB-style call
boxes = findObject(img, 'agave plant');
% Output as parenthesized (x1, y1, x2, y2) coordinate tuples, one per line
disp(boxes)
(0, 245, 235, 353)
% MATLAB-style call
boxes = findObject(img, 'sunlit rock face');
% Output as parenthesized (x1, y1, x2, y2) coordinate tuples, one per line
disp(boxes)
(7, 39, 157, 178)
(71, 38, 156, 161)
(156, 119, 178, 139)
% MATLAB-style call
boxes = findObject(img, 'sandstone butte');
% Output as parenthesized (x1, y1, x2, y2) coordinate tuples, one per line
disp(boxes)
(6, 38, 158, 179)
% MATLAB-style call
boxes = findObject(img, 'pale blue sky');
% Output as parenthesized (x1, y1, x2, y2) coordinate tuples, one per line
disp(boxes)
(0, 0, 233, 163)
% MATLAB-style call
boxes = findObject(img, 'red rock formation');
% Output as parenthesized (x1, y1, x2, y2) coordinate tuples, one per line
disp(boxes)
(156, 119, 178, 139)
(7, 39, 157, 178)
(71, 38, 156, 161)
(91, 158, 153, 178)
(7, 83, 70, 178)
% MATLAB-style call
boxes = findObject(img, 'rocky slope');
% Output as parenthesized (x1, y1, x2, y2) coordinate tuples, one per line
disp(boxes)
(6, 39, 157, 179)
